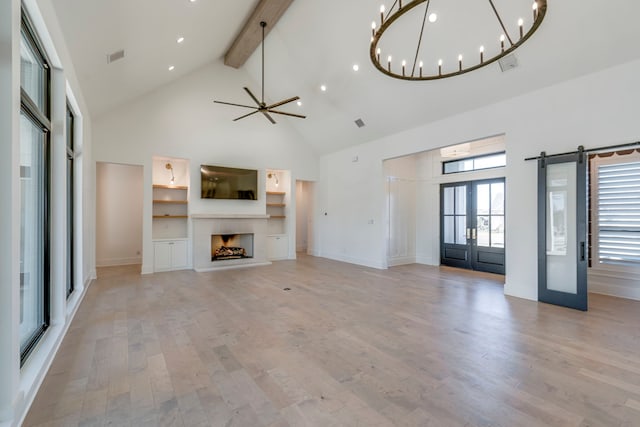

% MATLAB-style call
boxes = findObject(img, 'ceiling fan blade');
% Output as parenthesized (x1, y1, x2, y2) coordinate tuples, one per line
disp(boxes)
(268, 109, 307, 119)
(266, 96, 299, 110)
(243, 87, 262, 106)
(233, 109, 260, 121)
(261, 111, 276, 124)
(214, 100, 257, 109)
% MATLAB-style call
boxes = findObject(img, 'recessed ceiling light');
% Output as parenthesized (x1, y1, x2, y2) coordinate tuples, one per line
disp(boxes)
(189, 0, 196, 2)
(428, 13, 438, 23)
(177, 37, 185, 44)
(352, 64, 359, 72)
(168, 65, 175, 71)
(297, 101, 302, 106)
(320, 85, 327, 92)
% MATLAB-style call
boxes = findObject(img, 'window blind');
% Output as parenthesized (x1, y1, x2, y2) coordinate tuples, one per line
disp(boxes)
(597, 160, 640, 263)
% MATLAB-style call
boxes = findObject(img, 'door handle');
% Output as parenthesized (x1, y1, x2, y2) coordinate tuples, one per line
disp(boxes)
(580, 242, 585, 261)
(466, 228, 471, 239)
(471, 229, 476, 240)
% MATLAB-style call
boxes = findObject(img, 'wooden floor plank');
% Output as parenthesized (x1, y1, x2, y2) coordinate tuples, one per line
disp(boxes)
(23, 255, 640, 426)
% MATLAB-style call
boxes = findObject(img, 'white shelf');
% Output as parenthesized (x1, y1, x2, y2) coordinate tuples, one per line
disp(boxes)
(152, 184, 188, 239)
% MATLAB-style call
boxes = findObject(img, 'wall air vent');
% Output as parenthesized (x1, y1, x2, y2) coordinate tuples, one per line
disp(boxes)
(106, 49, 125, 64)
(355, 118, 365, 128)
(498, 54, 518, 72)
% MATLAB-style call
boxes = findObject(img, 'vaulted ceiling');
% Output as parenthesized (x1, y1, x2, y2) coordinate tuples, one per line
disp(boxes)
(50, 0, 640, 154)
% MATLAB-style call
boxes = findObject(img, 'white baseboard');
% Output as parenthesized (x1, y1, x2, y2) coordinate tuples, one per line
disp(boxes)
(140, 263, 154, 275)
(588, 266, 640, 301)
(416, 254, 438, 266)
(387, 256, 416, 267)
(96, 256, 141, 267)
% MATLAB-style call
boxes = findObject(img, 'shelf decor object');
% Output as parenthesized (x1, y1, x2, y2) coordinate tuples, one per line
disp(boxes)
(369, 0, 547, 80)
(165, 162, 175, 184)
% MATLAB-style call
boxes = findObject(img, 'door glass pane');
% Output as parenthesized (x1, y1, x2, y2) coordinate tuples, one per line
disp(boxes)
(456, 216, 467, 244)
(491, 216, 505, 248)
(477, 216, 490, 247)
(20, 113, 46, 351)
(546, 162, 577, 294)
(455, 186, 466, 215)
(444, 216, 454, 243)
(491, 182, 504, 215)
(476, 184, 490, 215)
(444, 187, 454, 215)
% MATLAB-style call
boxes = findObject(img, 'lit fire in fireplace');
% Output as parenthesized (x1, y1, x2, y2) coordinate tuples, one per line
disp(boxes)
(211, 233, 254, 261)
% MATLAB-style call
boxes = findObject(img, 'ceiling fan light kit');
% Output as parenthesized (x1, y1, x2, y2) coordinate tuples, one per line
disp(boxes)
(370, 0, 547, 81)
(214, 21, 306, 124)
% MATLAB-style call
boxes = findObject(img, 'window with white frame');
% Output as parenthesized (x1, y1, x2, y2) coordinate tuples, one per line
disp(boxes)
(590, 150, 640, 266)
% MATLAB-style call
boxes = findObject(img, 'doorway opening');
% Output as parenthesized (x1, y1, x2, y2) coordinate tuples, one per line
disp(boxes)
(295, 180, 315, 255)
(383, 135, 506, 271)
(96, 162, 143, 270)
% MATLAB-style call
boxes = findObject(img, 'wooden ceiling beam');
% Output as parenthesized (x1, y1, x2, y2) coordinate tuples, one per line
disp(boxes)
(224, 0, 295, 69)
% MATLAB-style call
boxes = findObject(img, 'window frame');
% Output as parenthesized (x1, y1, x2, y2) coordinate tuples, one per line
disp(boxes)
(19, 8, 51, 366)
(442, 151, 506, 175)
(66, 104, 75, 298)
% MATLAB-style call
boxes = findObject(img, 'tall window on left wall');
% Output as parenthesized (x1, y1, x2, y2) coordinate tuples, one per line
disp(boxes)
(19, 10, 51, 365)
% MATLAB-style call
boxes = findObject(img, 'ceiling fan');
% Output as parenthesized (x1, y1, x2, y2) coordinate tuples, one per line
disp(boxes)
(214, 21, 306, 124)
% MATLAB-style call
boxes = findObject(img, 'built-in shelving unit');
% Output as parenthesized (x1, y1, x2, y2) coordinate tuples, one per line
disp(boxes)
(152, 158, 191, 272)
(266, 191, 286, 219)
(266, 171, 289, 260)
(152, 185, 189, 220)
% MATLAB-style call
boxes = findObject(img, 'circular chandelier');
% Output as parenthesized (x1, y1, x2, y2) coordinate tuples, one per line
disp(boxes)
(369, 0, 547, 80)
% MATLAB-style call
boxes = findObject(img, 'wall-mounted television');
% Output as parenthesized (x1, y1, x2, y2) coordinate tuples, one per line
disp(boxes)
(200, 165, 258, 200)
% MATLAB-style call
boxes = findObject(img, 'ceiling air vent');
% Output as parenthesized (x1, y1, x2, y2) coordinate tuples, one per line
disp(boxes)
(106, 49, 125, 64)
(354, 118, 365, 128)
(498, 54, 518, 72)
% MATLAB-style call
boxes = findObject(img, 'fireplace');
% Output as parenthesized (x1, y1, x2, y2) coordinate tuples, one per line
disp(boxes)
(192, 214, 269, 272)
(211, 233, 254, 261)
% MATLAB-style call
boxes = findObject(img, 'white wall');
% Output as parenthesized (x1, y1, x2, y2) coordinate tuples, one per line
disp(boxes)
(313, 59, 640, 301)
(96, 163, 143, 266)
(384, 156, 417, 266)
(92, 61, 319, 273)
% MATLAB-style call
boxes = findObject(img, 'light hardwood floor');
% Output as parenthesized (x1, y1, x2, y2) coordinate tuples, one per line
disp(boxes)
(24, 255, 640, 426)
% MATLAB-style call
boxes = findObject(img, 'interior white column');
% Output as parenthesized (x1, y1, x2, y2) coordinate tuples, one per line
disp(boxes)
(50, 68, 67, 325)
(66, 91, 84, 306)
(0, 0, 24, 422)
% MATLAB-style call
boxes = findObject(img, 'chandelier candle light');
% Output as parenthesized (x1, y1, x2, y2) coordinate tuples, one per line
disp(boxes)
(370, 0, 547, 80)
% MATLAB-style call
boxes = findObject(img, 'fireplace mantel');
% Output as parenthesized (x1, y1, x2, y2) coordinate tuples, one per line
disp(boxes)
(192, 214, 269, 220)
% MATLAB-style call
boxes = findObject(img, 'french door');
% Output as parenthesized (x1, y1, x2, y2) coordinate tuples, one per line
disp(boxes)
(537, 151, 588, 311)
(440, 178, 505, 274)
